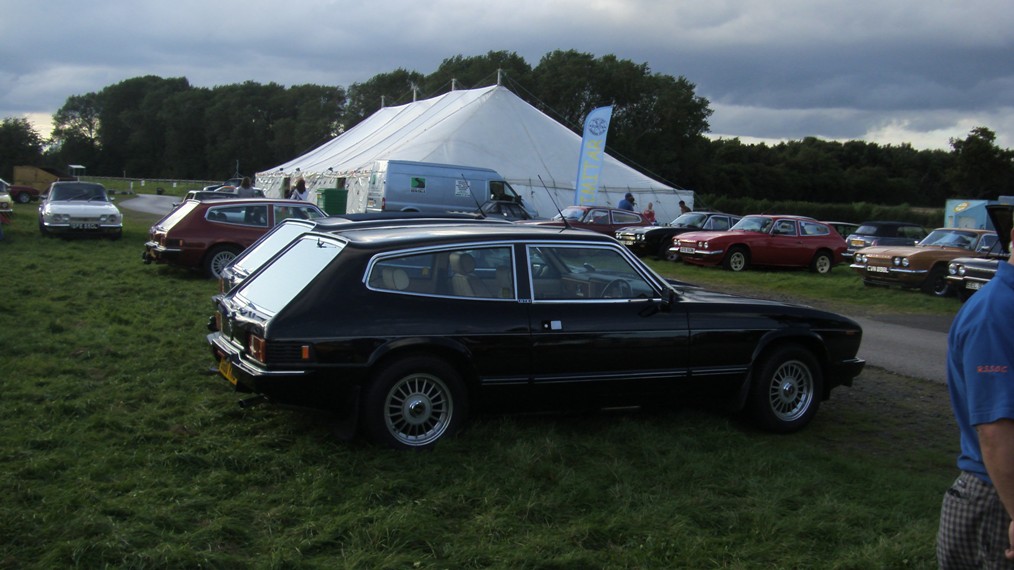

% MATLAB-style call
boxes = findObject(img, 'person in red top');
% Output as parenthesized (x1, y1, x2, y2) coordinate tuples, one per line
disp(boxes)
(642, 202, 656, 225)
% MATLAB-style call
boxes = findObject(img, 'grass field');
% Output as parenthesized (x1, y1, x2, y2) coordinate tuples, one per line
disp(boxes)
(0, 202, 957, 568)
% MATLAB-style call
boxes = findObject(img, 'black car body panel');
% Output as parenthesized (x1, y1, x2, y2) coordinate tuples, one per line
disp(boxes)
(207, 224, 864, 446)
(615, 211, 742, 260)
(946, 204, 1013, 301)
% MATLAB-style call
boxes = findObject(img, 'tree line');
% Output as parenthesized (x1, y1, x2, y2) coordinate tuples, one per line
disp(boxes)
(1, 50, 1012, 206)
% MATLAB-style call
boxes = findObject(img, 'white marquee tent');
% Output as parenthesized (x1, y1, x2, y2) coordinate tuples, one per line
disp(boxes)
(256, 84, 693, 221)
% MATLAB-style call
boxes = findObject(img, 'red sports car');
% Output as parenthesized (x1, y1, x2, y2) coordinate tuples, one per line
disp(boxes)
(676, 214, 846, 273)
(143, 198, 327, 278)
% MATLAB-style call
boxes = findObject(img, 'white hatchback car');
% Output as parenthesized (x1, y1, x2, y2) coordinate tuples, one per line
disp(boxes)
(38, 181, 123, 239)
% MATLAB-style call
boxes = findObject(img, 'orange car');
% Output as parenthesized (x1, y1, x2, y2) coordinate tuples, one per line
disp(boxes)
(850, 227, 998, 297)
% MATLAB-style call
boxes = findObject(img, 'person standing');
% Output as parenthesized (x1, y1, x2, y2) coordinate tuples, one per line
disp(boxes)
(679, 200, 691, 214)
(642, 202, 656, 224)
(937, 211, 1014, 568)
(289, 178, 308, 201)
(618, 192, 635, 211)
(235, 177, 257, 198)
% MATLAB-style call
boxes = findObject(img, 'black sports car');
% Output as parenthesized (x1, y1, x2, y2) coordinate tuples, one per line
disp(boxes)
(208, 223, 864, 449)
(615, 211, 741, 261)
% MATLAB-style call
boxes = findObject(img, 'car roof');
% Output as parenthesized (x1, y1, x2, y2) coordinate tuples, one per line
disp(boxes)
(191, 197, 313, 206)
(324, 222, 616, 249)
(856, 220, 923, 228)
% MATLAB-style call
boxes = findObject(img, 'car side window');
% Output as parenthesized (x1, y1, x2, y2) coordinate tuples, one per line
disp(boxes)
(369, 246, 514, 300)
(772, 220, 797, 236)
(208, 205, 268, 227)
(800, 221, 830, 236)
(588, 210, 610, 225)
(274, 204, 316, 223)
(977, 234, 999, 253)
(612, 211, 642, 225)
(705, 216, 730, 230)
(528, 245, 655, 301)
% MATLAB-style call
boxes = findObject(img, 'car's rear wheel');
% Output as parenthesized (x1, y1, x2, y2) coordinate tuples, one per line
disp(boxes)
(748, 345, 822, 433)
(809, 251, 833, 274)
(922, 266, 952, 297)
(723, 246, 749, 271)
(204, 245, 241, 279)
(362, 355, 466, 450)
(16, 192, 31, 204)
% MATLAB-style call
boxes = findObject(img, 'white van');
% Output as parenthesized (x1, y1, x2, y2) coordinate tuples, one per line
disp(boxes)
(353, 160, 526, 215)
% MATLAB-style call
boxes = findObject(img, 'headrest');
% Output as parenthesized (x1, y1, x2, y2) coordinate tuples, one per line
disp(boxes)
(450, 252, 476, 274)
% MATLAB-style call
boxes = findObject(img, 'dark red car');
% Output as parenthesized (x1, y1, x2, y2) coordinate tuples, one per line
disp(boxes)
(524, 205, 650, 235)
(143, 198, 327, 278)
(677, 214, 846, 273)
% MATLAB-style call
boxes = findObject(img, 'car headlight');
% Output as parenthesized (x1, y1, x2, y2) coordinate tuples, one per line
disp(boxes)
(697, 241, 709, 249)
(959, 265, 966, 276)
(902, 258, 910, 267)
(948, 263, 958, 275)
(892, 256, 901, 266)
(636, 234, 644, 241)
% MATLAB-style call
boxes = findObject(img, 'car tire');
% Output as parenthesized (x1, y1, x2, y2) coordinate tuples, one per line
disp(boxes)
(203, 245, 241, 279)
(723, 246, 749, 272)
(38, 218, 48, 236)
(809, 251, 833, 274)
(16, 192, 31, 204)
(658, 240, 681, 262)
(747, 345, 822, 433)
(361, 355, 466, 450)
(921, 266, 952, 297)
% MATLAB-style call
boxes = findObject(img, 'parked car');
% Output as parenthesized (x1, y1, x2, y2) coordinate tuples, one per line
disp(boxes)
(0, 187, 12, 239)
(615, 211, 742, 261)
(946, 205, 1014, 301)
(37, 181, 122, 239)
(523, 205, 650, 236)
(842, 221, 928, 261)
(478, 199, 534, 221)
(175, 186, 266, 207)
(143, 198, 327, 278)
(676, 215, 846, 273)
(0, 178, 41, 204)
(218, 212, 511, 291)
(851, 227, 998, 296)
(822, 221, 860, 240)
(207, 223, 865, 449)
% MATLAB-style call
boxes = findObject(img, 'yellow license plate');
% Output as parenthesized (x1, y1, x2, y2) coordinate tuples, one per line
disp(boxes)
(218, 357, 238, 386)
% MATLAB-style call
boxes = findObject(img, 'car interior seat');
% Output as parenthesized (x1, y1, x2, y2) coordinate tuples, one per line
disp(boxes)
(381, 267, 410, 291)
(449, 252, 492, 298)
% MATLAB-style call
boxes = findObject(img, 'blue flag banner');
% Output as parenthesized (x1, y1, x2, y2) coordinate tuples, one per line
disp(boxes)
(574, 105, 613, 206)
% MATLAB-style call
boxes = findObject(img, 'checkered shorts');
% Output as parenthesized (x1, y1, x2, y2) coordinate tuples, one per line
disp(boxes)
(937, 471, 1014, 569)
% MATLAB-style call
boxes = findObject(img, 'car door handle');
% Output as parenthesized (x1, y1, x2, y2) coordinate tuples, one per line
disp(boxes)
(542, 320, 563, 331)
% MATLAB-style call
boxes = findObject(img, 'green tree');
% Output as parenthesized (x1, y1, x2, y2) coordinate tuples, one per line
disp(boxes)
(0, 117, 45, 179)
(342, 69, 426, 130)
(948, 127, 1014, 199)
(423, 51, 532, 94)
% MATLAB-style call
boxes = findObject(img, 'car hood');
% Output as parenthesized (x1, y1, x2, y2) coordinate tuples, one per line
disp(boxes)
(44, 201, 121, 215)
(675, 283, 861, 328)
(858, 244, 965, 258)
(678, 229, 751, 242)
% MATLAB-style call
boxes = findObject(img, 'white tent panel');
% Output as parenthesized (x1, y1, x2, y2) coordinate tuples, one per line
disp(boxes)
(257, 85, 693, 222)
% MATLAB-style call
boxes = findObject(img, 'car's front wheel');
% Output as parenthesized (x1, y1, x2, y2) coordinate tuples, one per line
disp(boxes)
(748, 345, 822, 433)
(922, 266, 952, 297)
(203, 245, 241, 279)
(16, 192, 31, 204)
(658, 240, 681, 262)
(362, 355, 466, 450)
(723, 246, 750, 271)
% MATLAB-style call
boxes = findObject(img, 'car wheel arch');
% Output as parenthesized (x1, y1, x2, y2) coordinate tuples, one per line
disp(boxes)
(366, 339, 479, 394)
(733, 332, 830, 411)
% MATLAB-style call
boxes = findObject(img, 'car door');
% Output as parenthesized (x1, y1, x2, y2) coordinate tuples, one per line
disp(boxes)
(754, 219, 807, 267)
(524, 243, 690, 407)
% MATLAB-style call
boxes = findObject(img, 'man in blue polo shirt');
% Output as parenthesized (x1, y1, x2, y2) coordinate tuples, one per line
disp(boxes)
(938, 212, 1014, 568)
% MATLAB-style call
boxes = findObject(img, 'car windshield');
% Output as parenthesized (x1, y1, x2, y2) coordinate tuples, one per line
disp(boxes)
(233, 235, 346, 316)
(670, 212, 709, 228)
(919, 229, 980, 250)
(50, 183, 108, 202)
(731, 216, 773, 233)
(552, 206, 586, 222)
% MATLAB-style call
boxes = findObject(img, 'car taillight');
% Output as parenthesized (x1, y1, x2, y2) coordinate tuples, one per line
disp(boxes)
(381, 197, 386, 211)
(249, 335, 267, 363)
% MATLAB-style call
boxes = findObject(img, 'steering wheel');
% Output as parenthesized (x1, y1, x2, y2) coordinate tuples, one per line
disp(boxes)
(601, 279, 632, 299)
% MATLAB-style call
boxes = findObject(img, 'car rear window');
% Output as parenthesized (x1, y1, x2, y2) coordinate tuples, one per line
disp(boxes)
(157, 201, 199, 229)
(233, 235, 346, 316)
(229, 220, 317, 277)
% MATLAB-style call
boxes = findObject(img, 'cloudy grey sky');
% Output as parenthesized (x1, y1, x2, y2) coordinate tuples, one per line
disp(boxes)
(2, 0, 1012, 150)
